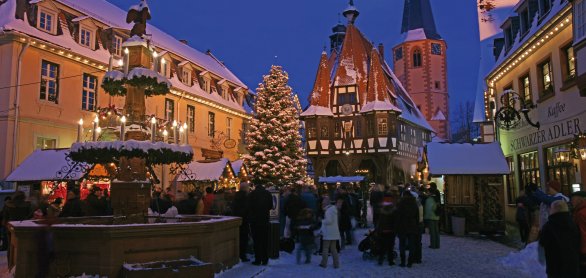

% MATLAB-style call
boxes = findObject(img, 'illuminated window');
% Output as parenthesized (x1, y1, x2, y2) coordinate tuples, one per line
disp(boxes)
(208, 112, 215, 137)
(187, 105, 195, 133)
(82, 74, 96, 111)
(40, 60, 59, 103)
(377, 118, 388, 136)
(80, 28, 92, 48)
(38, 9, 55, 33)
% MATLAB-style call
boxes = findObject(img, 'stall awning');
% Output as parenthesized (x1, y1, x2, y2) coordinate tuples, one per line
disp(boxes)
(427, 142, 510, 175)
(318, 176, 365, 183)
(6, 149, 89, 182)
(177, 158, 232, 182)
(231, 159, 244, 176)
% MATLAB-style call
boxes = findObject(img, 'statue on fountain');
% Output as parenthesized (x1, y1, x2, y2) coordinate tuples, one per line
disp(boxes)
(126, 0, 151, 38)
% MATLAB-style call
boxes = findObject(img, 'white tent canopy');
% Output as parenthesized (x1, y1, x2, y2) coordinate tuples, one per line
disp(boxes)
(177, 158, 232, 182)
(6, 149, 89, 182)
(426, 142, 510, 175)
(318, 176, 365, 183)
(231, 159, 244, 176)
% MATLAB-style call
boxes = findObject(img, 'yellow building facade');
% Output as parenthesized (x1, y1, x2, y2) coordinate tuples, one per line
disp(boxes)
(0, 0, 250, 187)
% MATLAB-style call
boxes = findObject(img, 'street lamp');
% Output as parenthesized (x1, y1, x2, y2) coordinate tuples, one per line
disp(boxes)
(555, 149, 571, 164)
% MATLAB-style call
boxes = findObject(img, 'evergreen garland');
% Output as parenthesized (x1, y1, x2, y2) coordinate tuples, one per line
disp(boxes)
(101, 78, 127, 96)
(244, 65, 307, 187)
(101, 75, 170, 97)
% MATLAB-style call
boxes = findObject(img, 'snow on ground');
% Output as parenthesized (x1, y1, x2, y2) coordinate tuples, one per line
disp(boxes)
(218, 230, 532, 278)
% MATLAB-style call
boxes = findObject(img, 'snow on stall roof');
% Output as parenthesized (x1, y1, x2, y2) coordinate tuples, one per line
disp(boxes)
(426, 142, 510, 175)
(231, 160, 244, 176)
(127, 67, 171, 87)
(5, 149, 89, 182)
(360, 100, 401, 113)
(0, 0, 247, 88)
(300, 105, 334, 117)
(177, 158, 232, 182)
(70, 140, 193, 156)
(318, 176, 364, 183)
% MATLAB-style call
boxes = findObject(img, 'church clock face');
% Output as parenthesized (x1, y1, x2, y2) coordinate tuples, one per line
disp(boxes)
(341, 104, 353, 115)
(431, 43, 442, 55)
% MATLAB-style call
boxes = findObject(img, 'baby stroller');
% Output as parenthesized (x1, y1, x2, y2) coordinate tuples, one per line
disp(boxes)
(358, 230, 397, 261)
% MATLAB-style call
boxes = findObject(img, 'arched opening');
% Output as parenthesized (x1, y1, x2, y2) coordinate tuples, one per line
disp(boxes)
(413, 49, 422, 68)
(358, 159, 378, 183)
(325, 160, 345, 177)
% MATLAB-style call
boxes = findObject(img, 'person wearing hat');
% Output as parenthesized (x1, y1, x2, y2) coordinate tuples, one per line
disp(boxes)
(571, 191, 586, 275)
(531, 180, 569, 229)
(60, 191, 84, 218)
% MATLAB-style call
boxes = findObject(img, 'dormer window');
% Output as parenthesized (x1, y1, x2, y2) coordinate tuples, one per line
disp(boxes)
(182, 69, 191, 86)
(539, 0, 552, 18)
(159, 58, 169, 78)
(113, 35, 123, 56)
(80, 28, 93, 48)
(38, 8, 56, 34)
(519, 8, 530, 36)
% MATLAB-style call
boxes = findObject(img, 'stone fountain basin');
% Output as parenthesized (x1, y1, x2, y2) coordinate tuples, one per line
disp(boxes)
(9, 215, 241, 278)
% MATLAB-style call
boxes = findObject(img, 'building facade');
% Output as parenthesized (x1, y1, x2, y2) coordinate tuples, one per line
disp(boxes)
(301, 2, 433, 184)
(392, 0, 450, 140)
(0, 0, 250, 187)
(483, 0, 586, 223)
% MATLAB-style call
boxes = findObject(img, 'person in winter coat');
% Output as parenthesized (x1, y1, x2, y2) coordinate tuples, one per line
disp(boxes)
(375, 203, 397, 266)
(395, 191, 420, 267)
(285, 188, 306, 236)
(0, 196, 11, 251)
(531, 180, 569, 229)
(176, 192, 200, 215)
(210, 189, 228, 215)
(319, 196, 340, 269)
(232, 183, 251, 262)
(570, 191, 586, 275)
(515, 191, 531, 244)
(336, 190, 353, 247)
(424, 187, 440, 249)
(295, 208, 318, 264)
(150, 190, 172, 214)
(202, 187, 216, 215)
(3, 191, 32, 258)
(248, 184, 273, 266)
(60, 191, 84, 218)
(370, 184, 384, 227)
(539, 200, 580, 278)
(300, 186, 318, 217)
(46, 198, 63, 218)
(84, 187, 108, 216)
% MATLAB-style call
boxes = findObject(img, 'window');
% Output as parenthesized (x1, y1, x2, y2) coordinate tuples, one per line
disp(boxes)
(241, 122, 248, 144)
(187, 105, 195, 133)
(546, 144, 576, 195)
(35, 137, 57, 150)
(434, 81, 440, 90)
(519, 8, 530, 36)
(160, 58, 168, 77)
(182, 69, 191, 86)
(538, 59, 554, 97)
(38, 9, 55, 33)
(355, 119, 362, 137)
(394, 47, 403, 60)
(575, 0, 586, 43)
(226, 117, 232, 139)
(413, 49, 422, 68)
(208, 112, 215, 137)
(40, 60, 59, 103)
(505, 157, 517, 205)
(82, 74, 96, 111)
(334, 122, 341, 139)
(366, 118, 375, 136)
(377, 118, 388, 136)
(519, 74, 532, 105)
(431, 43, 441, 55)
(539, 0, 552, 18)
(562, 44, 576, 81)
(80, 28, 92, 48)
(519, 151, 540, 189)
(165, 98, 174, 121)
(307, 124, 316, 139)
(445, 176, 475, 205)
(321, 126, 329, 138)
(113, 35, 123, 56)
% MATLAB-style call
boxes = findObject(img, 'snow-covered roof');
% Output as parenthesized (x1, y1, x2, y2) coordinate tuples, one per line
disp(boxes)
(431, 109, 446, 121)
(231, 159, 244, 176)
(300, 105, 334, 117)
(400, 28, 428, 43)
(360, 100, 401, 113)
(426, 142, 510, 175)
(6, 149, 89, 182)
(177, 158, 232, 182)
(0, 0, 247, 88)
(318, 176, 364, 183)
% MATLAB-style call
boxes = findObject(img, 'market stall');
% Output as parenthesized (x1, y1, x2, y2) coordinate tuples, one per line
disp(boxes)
(176, 158, 237, 191)
(425, 142, 510, 235)
(230, 159, 249, 183)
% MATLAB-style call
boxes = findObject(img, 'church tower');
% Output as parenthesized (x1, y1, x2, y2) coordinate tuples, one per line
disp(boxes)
(392, 0, 450, 140)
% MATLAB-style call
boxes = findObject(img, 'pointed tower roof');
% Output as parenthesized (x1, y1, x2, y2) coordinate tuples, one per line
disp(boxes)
(301, 51, 334, 117)
(401, 0, 441, 41)
(333, 24, 370, 101)
(361, 48, 401, 113)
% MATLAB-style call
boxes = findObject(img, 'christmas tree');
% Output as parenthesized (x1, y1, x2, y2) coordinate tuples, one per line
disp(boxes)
(245, 65, 307, 187)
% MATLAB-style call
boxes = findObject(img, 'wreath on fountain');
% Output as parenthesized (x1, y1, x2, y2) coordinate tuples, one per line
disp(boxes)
(101, 68, 171, 97)
(70, 140, 193, 165)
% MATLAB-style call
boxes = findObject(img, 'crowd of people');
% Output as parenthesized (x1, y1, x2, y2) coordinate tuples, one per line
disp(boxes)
(515, 180, 586, 278)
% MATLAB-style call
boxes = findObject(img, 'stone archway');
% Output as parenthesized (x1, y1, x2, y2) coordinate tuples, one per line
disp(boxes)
(325, 160, 345, 176)
(358, 159, 379, 183)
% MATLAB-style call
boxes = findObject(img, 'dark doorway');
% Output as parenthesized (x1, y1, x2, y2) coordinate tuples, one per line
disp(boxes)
(325, 160, 345, 176)
(358, 159, 378, 183)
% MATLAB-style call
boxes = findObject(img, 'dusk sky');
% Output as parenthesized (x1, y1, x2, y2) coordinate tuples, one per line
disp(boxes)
(109, 0, 482, 112)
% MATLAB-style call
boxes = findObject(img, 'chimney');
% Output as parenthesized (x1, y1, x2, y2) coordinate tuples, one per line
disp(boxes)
(378, 43, 384, 59)
(179, 39, 188, 45)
